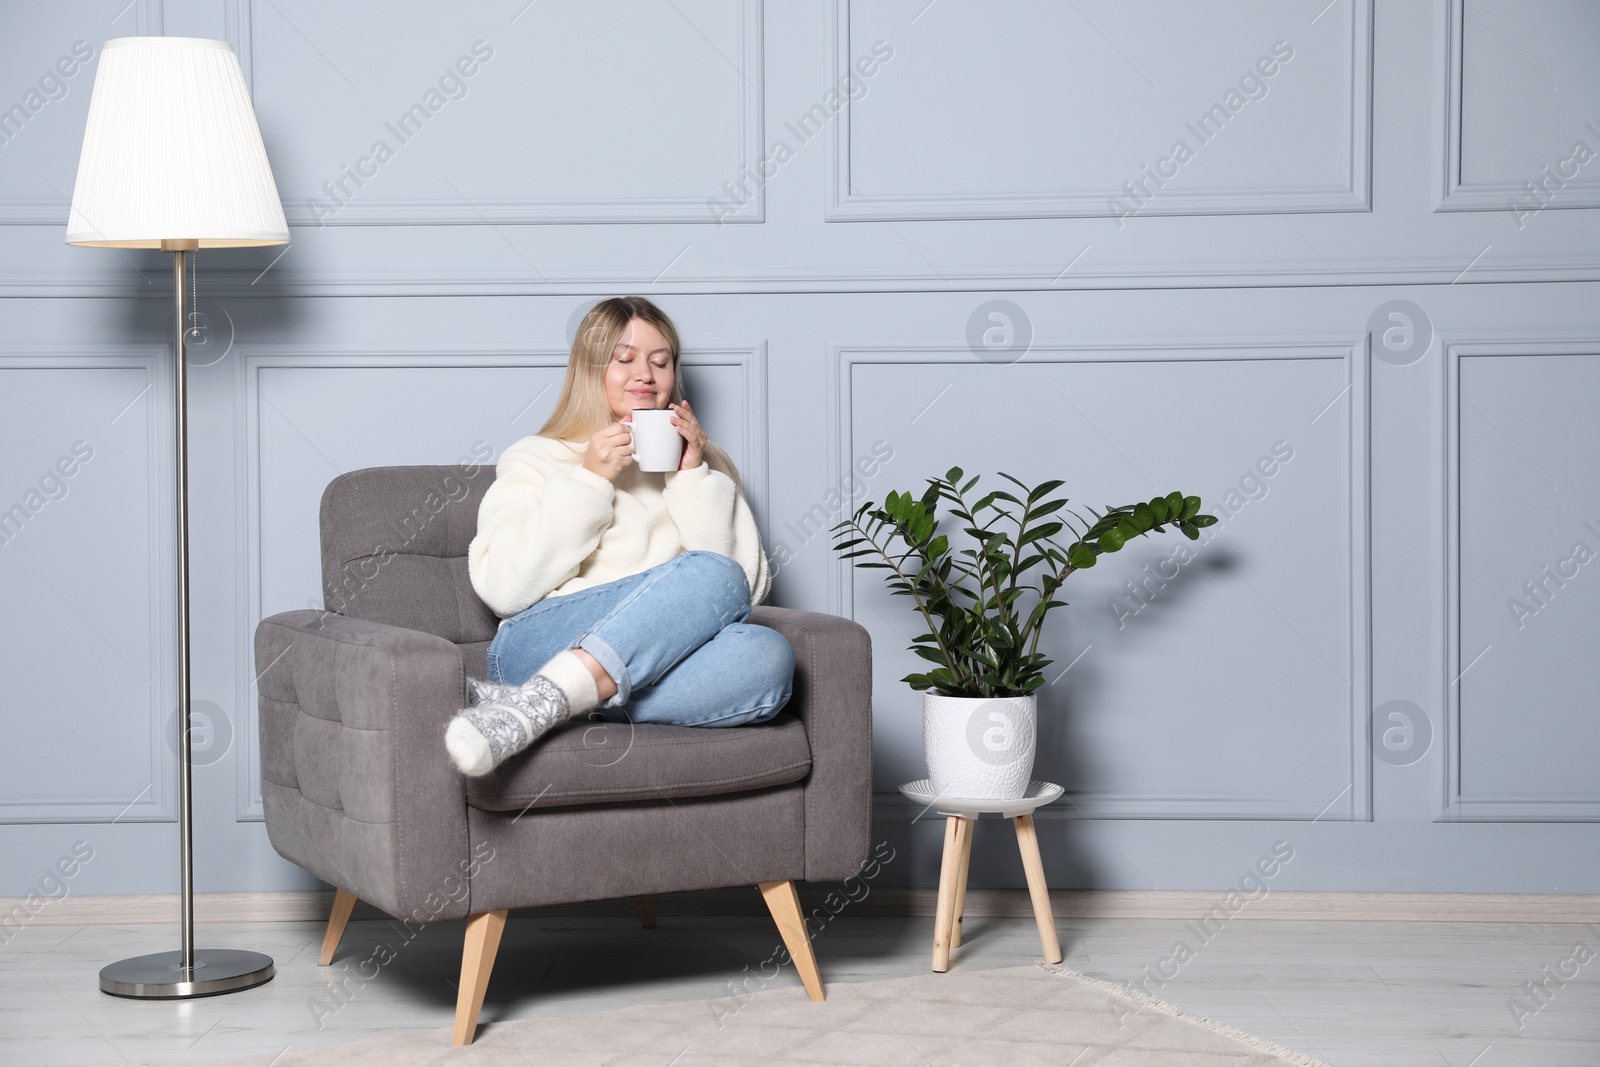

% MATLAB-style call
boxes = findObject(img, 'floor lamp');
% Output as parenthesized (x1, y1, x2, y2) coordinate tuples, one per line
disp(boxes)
(67, 36, 289, 998)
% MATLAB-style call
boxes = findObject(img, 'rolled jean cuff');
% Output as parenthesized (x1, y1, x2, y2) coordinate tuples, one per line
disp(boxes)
(575, 631, 629, 708)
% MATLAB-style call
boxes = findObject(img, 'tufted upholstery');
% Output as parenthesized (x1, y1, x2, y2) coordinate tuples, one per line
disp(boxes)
(318, 463, 500, 646)
(254, 465, 874, 924)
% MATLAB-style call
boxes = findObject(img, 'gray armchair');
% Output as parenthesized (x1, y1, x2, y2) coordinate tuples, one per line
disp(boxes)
(253, 465, 873, 1044)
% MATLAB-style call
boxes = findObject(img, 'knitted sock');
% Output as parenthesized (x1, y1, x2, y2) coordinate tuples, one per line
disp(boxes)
(446, 650, 605, 776)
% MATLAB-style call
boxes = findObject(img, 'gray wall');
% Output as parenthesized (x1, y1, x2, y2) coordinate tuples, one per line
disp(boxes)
(3, 0, 1600, 899)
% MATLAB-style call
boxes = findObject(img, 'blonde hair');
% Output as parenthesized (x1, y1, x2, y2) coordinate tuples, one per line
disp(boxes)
(537, 296, 744, 492)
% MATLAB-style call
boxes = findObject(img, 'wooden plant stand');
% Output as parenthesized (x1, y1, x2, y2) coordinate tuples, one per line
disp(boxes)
(898, 779, 1065, 972)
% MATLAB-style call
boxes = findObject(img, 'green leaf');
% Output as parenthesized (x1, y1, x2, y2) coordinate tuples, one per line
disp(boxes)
(1067, 543, 1097, 569)
(1018, 521, 1064, 547)
(1179, 520, 1199, 540)
(1131, 502, 1154, 531)
(1098, 529, 1126, 552)
(1180, 495, 1201, 520)
(1027, 479, 1066, 504)
(926, 534, 949, 558)
(1166, 490, 1184, 516)
(946, 466, 963, 484)
(1014, 552, 1048, 575)
(1191, 513, 1217, 528)
(995, 471, 1033, 493)
(1086, 509, 1131, 538)
(1149, 496, 1169, 523)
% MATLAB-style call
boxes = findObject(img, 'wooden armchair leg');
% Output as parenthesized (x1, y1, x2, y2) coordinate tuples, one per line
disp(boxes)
(453, 910, 509, 1047)
(757, 880, 824, 1001)
(632, 895, 657, 929)
(318, 887, 359, 966)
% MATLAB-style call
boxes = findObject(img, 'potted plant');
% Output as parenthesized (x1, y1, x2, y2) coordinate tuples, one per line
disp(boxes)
(831, 467, 1216, 800)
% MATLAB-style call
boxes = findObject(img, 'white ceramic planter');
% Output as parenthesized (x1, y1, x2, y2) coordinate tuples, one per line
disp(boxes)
(922, 692, 1037, 800)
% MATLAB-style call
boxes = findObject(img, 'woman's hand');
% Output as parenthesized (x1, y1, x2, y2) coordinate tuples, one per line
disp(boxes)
(582, 420, 634, 482)
(670, 400, 707, 470)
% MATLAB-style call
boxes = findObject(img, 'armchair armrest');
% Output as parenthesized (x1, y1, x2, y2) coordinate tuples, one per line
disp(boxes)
(748, 606, 873, 882)
(255, 610, 474, 922)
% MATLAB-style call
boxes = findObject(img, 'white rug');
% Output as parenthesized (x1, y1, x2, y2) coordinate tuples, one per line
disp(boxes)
(199, 961, 1327, 1066)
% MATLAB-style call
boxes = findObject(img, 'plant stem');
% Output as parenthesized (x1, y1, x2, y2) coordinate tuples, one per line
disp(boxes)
(944, 477, 1013, 642)
(848, 512, 969, 690)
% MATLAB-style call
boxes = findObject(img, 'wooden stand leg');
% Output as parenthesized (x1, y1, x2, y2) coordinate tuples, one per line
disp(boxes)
(757, 880, 824, 1001)
(632, 895, 657, 929)
(932, 815, 972, 972)
(453, 910, 509, 1047)
(951, 817, 974, 950)
(317, 887, 358, 966)
(1013, 813, 1062, 964)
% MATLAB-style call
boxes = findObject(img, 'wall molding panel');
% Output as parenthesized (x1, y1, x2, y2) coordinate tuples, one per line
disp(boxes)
(826, 0, 1373, 222)
(268, 0, 766, 227)
(0, 346, 177, 825)
(830, 339, 1371, 823)
(20, 253, 1600, 301)
(1435, 0, 1600, 214)
(1441, 337, 1600, 823)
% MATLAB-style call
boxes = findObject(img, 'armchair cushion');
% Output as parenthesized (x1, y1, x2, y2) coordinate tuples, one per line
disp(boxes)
(464, 713, 812, 812)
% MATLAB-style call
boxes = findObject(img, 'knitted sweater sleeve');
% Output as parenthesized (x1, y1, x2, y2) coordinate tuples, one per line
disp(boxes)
(661, 461, 772, 605)
(467, 438, 617, 618)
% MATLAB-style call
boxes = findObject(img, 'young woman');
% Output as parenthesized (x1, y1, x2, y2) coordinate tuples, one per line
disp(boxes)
(445, 296, 795, 777)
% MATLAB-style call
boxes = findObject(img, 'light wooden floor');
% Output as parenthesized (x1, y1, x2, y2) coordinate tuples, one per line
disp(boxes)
(3, 909, 1596, 1065)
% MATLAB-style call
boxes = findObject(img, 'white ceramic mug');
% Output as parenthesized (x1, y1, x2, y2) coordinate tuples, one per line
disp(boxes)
(625, 408, 683, 472)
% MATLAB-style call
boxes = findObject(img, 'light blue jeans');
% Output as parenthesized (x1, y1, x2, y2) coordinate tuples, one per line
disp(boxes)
(484, 550, 794, 727)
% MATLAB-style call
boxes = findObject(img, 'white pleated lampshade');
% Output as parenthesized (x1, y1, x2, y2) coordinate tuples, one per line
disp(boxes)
(66, 36, 289, 248)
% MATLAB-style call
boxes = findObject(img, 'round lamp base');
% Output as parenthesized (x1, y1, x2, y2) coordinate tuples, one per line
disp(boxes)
(99, 949, 275, 999)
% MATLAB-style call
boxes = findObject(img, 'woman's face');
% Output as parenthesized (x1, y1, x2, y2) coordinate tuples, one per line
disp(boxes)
(603, 316, 675, 422)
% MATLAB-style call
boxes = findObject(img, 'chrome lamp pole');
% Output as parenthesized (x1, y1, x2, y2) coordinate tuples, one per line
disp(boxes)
(66, 36, 289, 999)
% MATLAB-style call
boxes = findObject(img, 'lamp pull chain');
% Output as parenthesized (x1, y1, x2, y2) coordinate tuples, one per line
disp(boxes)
(188, 249, 200, 339)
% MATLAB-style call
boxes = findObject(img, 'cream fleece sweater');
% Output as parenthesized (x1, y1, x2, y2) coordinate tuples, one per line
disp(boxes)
(468, 434, 771, 623)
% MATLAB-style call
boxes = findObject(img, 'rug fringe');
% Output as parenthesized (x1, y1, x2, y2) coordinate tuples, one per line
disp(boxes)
(1035, 961, 1330, 1067)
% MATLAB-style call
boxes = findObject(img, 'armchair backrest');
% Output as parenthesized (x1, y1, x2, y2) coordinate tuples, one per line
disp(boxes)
(319, 465, 500, 646)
